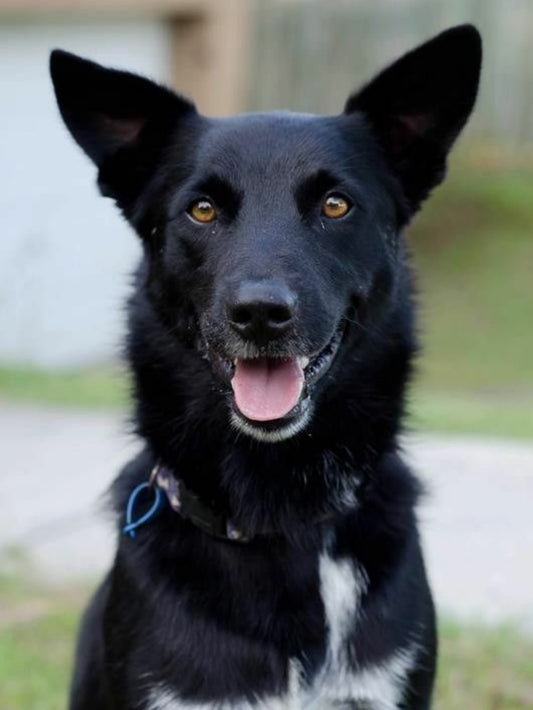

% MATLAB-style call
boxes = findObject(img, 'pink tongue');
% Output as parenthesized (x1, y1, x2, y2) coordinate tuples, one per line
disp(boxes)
(231, 358, 304, 422)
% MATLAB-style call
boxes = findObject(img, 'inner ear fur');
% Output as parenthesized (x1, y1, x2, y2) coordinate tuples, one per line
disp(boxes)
(345, 24, 482, 212)
(50, 49, 196, 204)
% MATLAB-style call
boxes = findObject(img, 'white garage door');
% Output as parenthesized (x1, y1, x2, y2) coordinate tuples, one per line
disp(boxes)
(0, 18, 172, 368)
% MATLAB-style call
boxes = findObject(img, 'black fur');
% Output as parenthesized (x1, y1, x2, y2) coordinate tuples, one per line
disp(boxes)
(51, 25, 481, 710)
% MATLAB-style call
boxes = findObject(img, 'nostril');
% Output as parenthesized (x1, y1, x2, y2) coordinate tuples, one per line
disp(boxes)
(267, 304, 292, 326)
(229, 304, 253, 326)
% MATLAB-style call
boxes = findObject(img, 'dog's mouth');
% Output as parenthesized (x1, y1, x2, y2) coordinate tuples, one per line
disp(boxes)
(209, 320, 345, 434)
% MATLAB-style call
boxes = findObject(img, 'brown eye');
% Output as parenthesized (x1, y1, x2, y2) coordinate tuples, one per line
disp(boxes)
(322, 194, 351, 219)
(189, 198, 217, 223)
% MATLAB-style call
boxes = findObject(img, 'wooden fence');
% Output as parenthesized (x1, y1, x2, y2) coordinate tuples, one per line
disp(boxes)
(247, 0, 533, 160)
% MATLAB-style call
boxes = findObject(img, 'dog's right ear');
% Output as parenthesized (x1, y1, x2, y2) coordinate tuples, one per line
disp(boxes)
(345, 25, 481, 215)
(50, 50, 196, 205)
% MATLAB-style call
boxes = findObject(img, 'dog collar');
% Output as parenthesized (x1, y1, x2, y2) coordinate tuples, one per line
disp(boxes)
(124, 463, 341, 544)
(123, 463, 251, 543)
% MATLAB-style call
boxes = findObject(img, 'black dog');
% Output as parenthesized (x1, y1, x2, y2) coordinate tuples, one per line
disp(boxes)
(50, 24, 481, 710)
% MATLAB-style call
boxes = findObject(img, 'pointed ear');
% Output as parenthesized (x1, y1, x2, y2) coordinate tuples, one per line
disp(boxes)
(50, 50, 196, 203)
(345, 25, 482, 213)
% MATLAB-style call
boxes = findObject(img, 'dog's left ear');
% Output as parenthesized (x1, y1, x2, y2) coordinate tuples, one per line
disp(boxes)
(345, 25, 482, 213)
(50, 50, 196, 207)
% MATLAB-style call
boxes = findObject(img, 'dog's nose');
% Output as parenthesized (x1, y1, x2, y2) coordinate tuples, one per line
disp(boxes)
(226, 280, 296, 342)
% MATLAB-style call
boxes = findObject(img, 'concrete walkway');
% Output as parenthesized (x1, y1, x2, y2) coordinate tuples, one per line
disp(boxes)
(1, 401, 532, 627)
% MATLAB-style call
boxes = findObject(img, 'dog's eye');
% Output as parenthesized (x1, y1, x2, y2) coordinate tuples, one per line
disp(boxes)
(188, 198, 217, 224)
(322, 194, 351, 219)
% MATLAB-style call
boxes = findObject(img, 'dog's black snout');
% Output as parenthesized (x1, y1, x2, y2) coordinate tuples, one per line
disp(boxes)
(227, 280, 296, 342)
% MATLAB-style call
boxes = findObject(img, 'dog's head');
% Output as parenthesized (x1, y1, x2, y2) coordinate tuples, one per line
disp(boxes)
(50, 26, 481, 445)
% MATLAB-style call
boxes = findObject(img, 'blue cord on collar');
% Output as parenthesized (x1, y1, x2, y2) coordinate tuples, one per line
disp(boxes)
(123, 482, 163, 539)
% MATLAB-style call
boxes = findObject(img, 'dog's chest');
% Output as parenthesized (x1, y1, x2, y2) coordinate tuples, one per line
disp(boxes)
(146, 552, 415, 710)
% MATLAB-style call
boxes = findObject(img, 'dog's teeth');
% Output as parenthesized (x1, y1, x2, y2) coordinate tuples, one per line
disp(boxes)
(298, 357, 310, 369)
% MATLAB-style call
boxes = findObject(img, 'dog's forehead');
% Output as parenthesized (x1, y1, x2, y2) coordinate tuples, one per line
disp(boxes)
(197, 111, 358, 178)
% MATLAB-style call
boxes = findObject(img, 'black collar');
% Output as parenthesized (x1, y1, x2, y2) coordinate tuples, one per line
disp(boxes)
(148, 463, 341, 544)
(151, 464, 252, 543)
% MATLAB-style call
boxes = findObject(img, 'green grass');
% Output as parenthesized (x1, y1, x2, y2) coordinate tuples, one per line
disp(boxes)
(1, 170, 532, 438)
(410, 171, 533, 392)
(407, 169, 533, 439)
(0, 365, 128, 409)
(0, 577, 532, 710)
(0, 609, 78, 710)
(436, 620, 533, 710)
(0, 574, 83, 710)
(409, 389, 533, 440)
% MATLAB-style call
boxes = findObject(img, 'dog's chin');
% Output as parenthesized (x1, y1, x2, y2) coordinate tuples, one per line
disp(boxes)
(206, 318, 345, 443)
(230, 396, 314, 443)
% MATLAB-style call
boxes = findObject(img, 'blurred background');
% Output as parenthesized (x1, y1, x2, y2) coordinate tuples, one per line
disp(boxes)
(0, 1, 532, 708)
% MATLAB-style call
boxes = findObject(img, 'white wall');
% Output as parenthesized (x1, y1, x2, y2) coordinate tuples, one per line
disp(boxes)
(0, 17, 172, 368)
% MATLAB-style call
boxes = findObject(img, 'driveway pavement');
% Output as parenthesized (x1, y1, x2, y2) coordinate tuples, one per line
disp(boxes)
(1, 401, 532, 627)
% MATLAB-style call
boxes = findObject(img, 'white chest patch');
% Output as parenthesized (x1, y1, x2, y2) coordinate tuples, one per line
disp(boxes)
(317, 550, 367, 668)
(146, 552, 417, 710)
(146, 660, 302, 710)
(308, 550, 417, 710)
